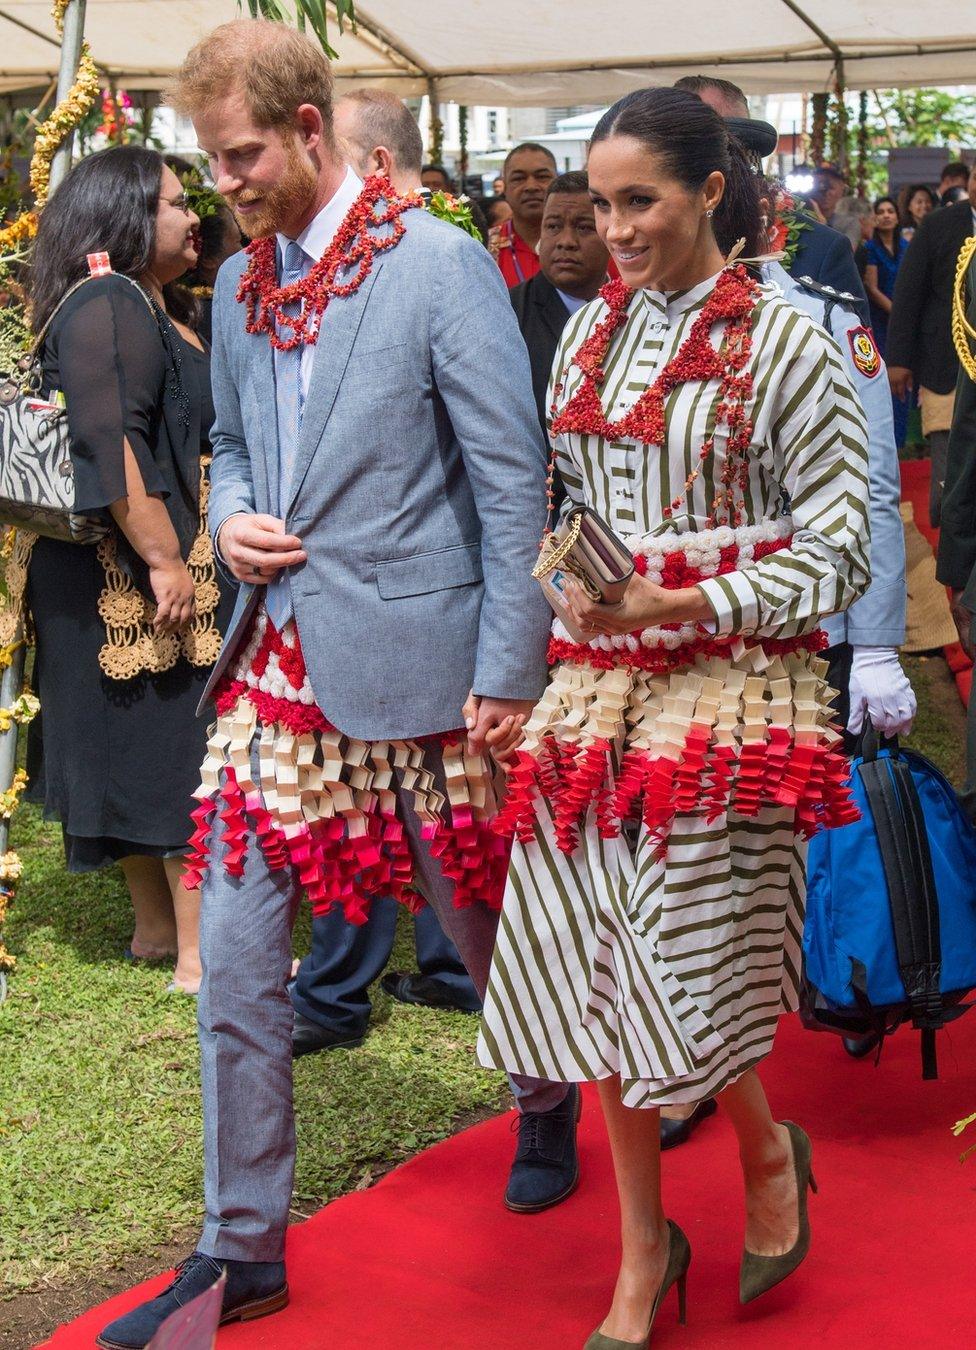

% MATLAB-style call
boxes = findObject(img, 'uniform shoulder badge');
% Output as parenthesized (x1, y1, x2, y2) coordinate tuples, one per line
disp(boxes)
(847, 325, 881, 378)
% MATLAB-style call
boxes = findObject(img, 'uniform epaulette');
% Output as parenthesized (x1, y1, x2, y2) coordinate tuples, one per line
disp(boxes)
(793, 274, 860, 310)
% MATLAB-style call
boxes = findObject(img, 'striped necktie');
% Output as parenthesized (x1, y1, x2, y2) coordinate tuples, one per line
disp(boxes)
(266, 239, 307, 631)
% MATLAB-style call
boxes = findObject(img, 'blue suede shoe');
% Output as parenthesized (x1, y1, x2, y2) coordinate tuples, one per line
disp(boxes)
(504, 1084, 581, 1213)
(96, 1251, 288, 1349)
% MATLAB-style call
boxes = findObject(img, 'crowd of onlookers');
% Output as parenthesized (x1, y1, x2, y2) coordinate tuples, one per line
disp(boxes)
(801, 157, 976, 516)
(8, 78, 976, 1016)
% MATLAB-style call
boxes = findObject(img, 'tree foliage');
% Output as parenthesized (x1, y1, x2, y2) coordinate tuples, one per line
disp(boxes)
(243, 0, 356, 60)
(870, 88, 976, 150)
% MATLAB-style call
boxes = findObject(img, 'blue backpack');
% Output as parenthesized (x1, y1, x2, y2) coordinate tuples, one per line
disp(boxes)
(803, 733, 976, 1078)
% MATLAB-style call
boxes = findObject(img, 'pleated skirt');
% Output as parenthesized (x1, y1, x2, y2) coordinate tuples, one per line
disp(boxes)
(477, 791, 805, 1108)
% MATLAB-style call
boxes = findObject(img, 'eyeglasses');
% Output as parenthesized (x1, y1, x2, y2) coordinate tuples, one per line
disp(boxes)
(163, 193, 191, 214)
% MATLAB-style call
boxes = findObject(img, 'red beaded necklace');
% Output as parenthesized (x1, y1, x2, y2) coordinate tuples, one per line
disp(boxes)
(236, 174, 419, 351)
(550, 264, 762, 526)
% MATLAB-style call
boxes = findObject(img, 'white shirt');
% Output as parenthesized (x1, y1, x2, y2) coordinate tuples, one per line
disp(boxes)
(554, 287, 591, 315)
(275, 165, 362, 401)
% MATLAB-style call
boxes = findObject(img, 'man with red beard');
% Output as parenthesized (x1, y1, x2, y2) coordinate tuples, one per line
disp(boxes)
(97, 21, 575, 1350)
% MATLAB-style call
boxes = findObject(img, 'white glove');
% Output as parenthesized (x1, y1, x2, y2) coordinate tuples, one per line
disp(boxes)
(847, 646, 917, 738)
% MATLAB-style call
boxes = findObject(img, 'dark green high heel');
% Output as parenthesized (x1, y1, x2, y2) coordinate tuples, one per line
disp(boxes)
(739, 1120, 817, 1305)
(583, 1219, 691, 1349)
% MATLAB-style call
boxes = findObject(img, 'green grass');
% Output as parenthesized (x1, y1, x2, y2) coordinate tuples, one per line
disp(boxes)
(0, 806, 505, 1296)
(0, 653, 966, 1298)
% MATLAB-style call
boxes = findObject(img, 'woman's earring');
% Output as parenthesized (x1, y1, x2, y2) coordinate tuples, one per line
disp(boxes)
(705, 208, 715, 218)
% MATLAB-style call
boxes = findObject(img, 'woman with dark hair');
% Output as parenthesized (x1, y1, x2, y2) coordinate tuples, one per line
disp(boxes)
(479, 87, 869, 1346)
(863, 196, 910, 445)
(897, 182, 936, 240)
(26, 145, 235, 993)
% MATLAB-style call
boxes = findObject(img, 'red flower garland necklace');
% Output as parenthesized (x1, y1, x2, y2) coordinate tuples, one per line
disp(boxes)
(549, 264, 762, 526)
(236, 174, 420, 351)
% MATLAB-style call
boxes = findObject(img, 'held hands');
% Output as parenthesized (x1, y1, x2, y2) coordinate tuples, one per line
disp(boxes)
(563, 574, 712, 636)
(462, 692, 535, 775)
(149, 559, 196, 633)
(217, 513, 307, 585)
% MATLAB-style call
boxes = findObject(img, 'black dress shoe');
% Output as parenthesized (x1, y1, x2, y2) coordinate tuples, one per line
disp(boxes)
(381, 970, 482, 1014)
(660, 1097, 717, 1151)
(292, 1010, 366, 1058)
(96, 1251, 287, 1349)
(843, 1031, 881, 1059)
(504, 1084, 581, 1213)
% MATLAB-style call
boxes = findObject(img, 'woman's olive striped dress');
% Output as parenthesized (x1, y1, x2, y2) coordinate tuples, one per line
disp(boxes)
(477, 273, 870, 1108)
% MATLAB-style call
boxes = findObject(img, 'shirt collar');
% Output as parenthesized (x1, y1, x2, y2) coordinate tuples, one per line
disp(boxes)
(636, 270, 724, 321)
(276, 165, 363, 264)
(554, 286, 590, 315)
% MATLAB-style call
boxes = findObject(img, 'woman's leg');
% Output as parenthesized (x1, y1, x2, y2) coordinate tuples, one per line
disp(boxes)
(121, 855, 178, 958)
(718, 1067, 798, 1256)
(164, 857, 202, 993)
(594, 1076, 670, 1341)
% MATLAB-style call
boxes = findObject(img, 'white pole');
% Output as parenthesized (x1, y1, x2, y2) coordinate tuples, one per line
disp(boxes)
(50, 0, 88, 194)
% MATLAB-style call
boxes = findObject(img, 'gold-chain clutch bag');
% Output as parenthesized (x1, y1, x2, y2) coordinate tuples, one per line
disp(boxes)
(532, 505, 635, 641)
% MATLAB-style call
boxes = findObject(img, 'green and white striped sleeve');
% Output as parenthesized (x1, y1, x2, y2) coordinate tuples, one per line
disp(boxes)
(697, 312, 871, 640)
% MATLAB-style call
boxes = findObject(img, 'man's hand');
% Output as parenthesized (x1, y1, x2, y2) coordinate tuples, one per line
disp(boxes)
(951, 590, 975, 661)
(216, 513, 307, 585)
(888, 365, 913, 400)
(462, 692, 535, 764)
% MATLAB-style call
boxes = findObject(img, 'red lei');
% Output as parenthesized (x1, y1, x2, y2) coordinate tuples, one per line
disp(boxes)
(550, 265, 762, 526)
(236, 174, 420, 351)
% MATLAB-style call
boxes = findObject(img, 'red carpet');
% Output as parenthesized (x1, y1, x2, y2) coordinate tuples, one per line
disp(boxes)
(900, 457, 972, 708)
(43, 1014, 976, 1350)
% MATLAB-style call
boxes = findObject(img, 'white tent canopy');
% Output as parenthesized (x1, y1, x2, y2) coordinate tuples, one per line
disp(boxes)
(1, 0, 975, 102)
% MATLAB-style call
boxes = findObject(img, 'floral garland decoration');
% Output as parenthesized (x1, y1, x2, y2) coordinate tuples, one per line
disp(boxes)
(767, 188, 812, 269)
(29, 1, 100, 207)
(0, 0, 99, 979)
(237, 174, 420, 350)
(550, 264, 761, 528)
(424, 189, 481, 240)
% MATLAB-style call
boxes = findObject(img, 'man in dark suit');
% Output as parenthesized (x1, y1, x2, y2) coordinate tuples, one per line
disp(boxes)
(887, 171, 976, 525)
(936, 239, 976, 818)
(509, 171, 609, 432)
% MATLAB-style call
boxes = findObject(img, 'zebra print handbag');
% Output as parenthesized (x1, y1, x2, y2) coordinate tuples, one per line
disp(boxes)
(0, 269, 156, 545)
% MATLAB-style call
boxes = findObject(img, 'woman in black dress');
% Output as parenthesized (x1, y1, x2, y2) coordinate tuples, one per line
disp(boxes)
(26, 146, 235, 992)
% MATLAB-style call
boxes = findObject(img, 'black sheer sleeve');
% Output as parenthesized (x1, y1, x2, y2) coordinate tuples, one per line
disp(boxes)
(46, 275, 169, 513)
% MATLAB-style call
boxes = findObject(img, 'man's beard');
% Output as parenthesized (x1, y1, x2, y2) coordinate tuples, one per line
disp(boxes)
(229, 142, 318, 239)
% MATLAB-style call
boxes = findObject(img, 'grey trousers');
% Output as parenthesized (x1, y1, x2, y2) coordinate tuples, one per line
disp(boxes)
(197, 744, 567, 1262)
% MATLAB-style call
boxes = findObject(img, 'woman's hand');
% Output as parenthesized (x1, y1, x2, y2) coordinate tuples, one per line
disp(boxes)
(484, 715, 528, 774)
(462, 692, 532, 774)
(149, 559, 197, 632)
(563, 574, 713, 637)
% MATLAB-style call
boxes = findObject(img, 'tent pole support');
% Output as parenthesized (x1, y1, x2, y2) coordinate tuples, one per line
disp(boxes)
(50, 0, 87, 191)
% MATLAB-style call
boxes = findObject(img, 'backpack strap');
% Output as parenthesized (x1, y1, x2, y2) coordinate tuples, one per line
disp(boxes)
(858, 748, 944, 1078)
